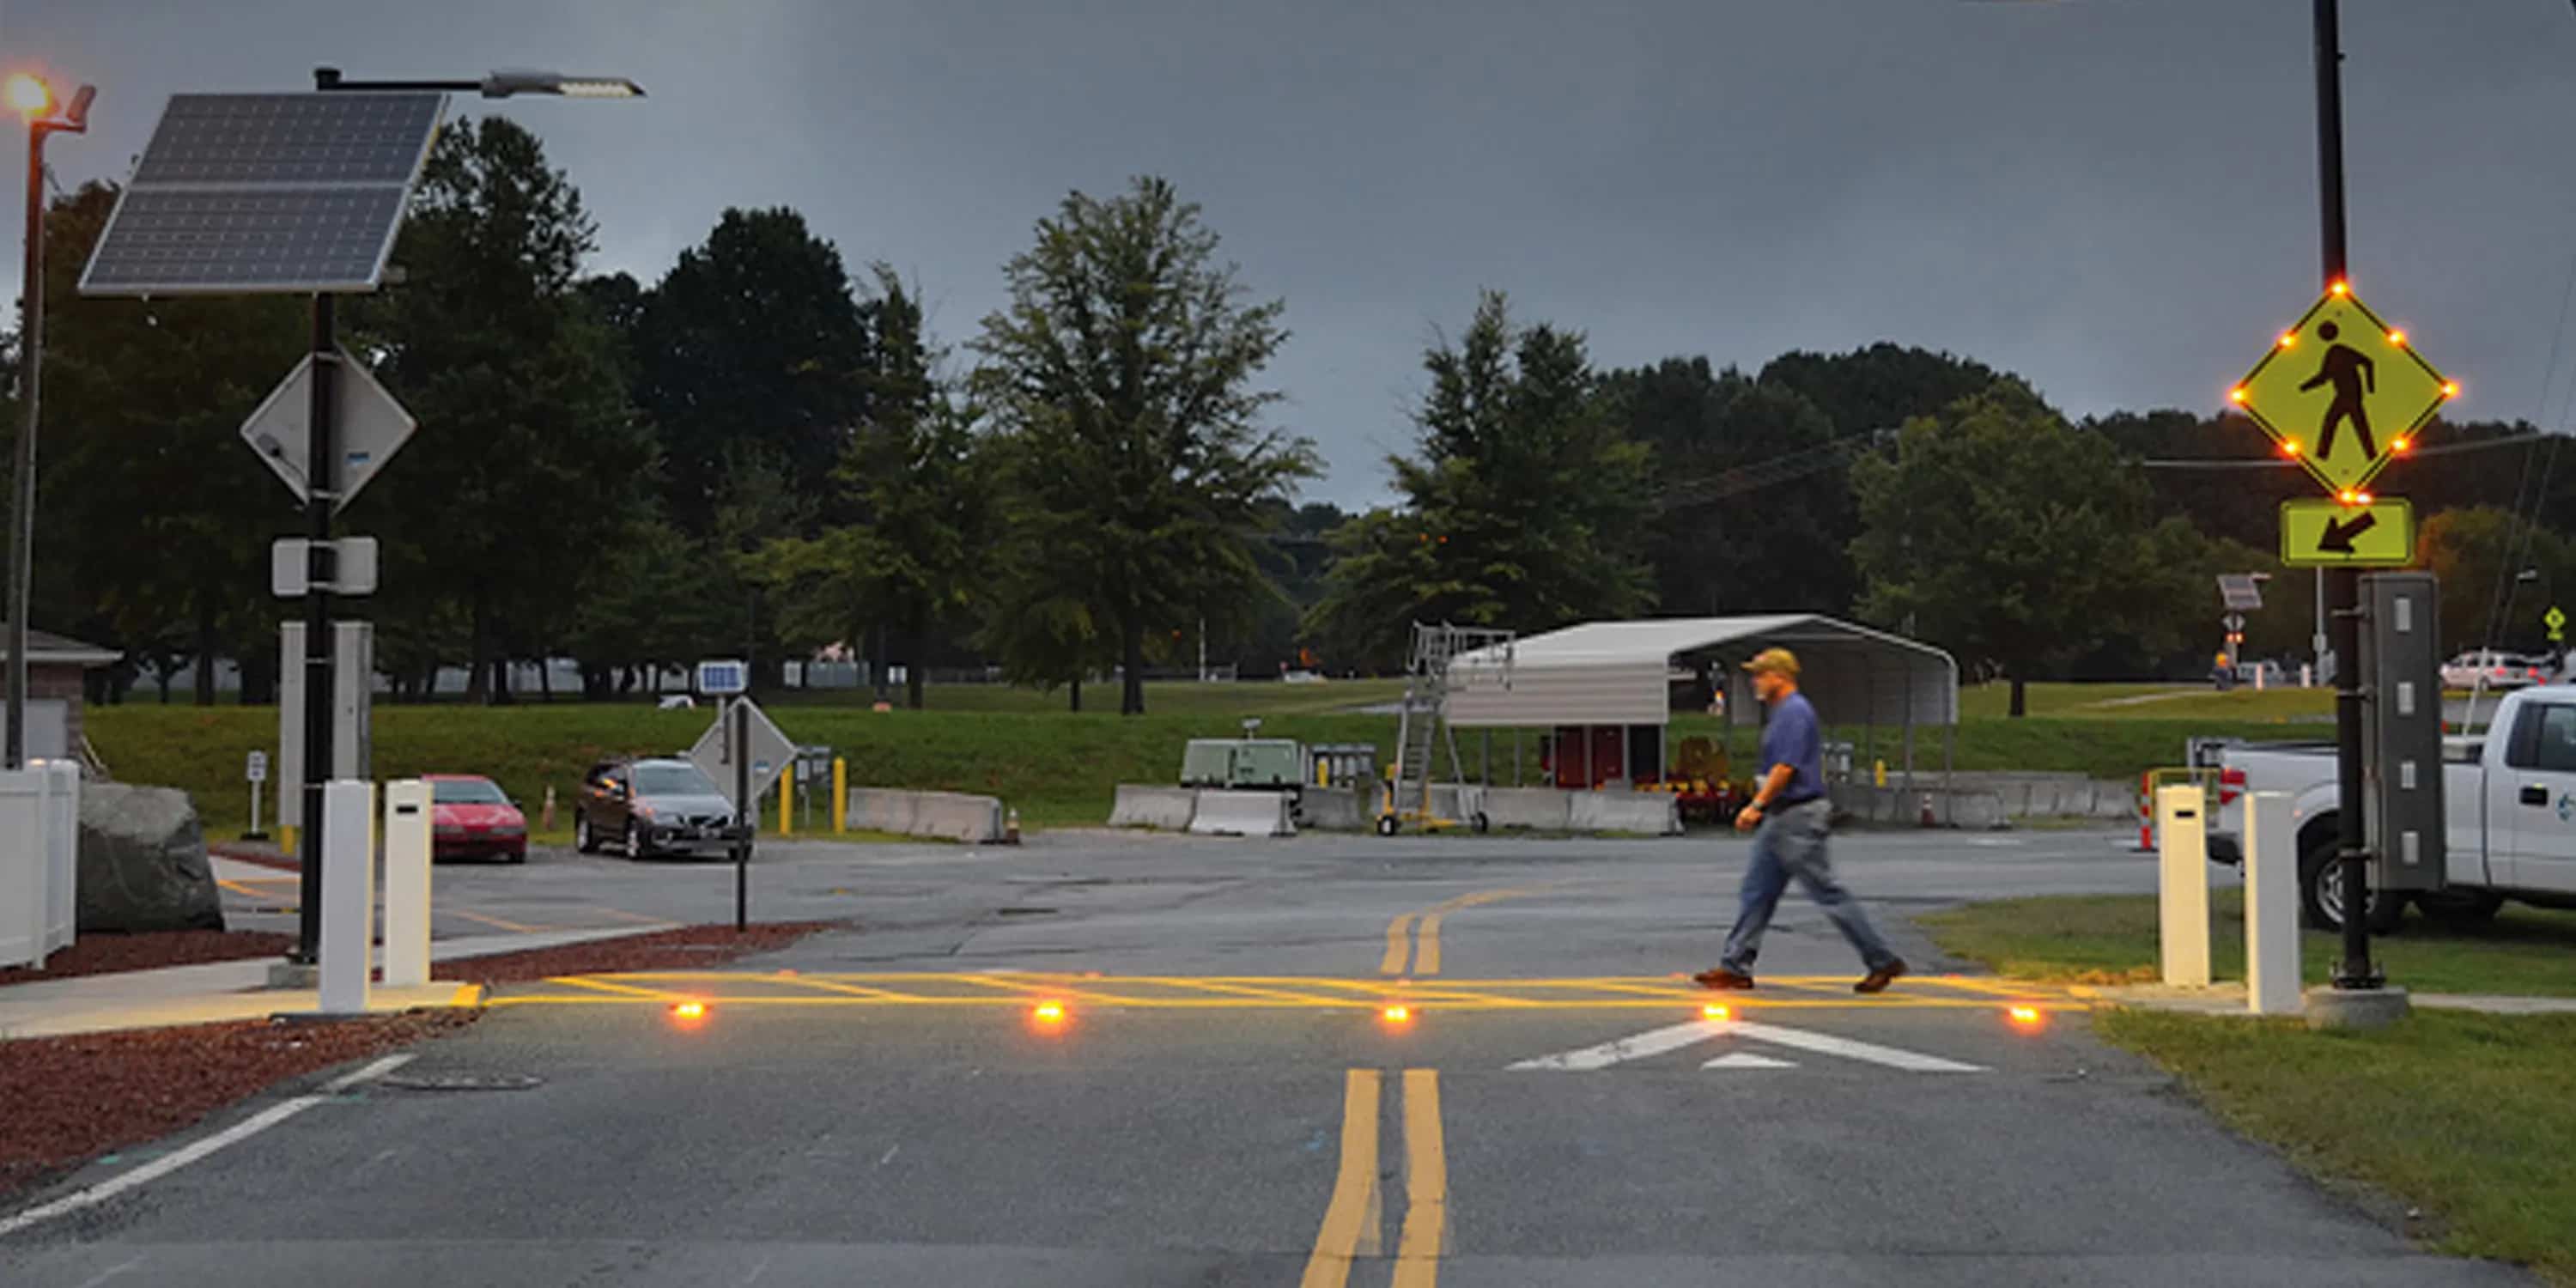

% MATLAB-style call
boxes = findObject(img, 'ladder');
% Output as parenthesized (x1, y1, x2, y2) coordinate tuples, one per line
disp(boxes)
(1379, 623, 1514, 835)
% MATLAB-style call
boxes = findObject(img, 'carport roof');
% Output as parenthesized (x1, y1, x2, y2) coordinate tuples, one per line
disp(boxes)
(0, 626, 124, 667)
(1445, 615, 1958, 728)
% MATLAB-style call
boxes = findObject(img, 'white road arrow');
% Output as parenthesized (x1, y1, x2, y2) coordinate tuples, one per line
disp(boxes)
(1509, 1018, 1986, 1074)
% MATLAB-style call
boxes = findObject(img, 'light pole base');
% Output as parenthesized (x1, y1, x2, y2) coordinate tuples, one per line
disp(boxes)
(265, 960, 320, 990)
(2303, 985, 2411, 1030)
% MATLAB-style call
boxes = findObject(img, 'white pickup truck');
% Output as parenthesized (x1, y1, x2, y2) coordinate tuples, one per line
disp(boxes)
(2209, 685, 2576, 933)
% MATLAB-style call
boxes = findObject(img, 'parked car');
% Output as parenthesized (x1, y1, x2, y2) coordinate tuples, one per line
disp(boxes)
(426, 774, 527, 864)
(574, 755, 748, 860)
(2208, 685, 2576, 933)
(2440, 650, 2543, 691)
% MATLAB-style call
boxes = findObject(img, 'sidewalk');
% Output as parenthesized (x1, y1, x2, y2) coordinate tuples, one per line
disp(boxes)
(2078, 981, 2576, 1017)
(0, 923, 678, 1041)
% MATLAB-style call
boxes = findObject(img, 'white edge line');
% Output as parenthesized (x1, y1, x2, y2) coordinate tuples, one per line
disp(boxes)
(0, 1053, 416, 1239)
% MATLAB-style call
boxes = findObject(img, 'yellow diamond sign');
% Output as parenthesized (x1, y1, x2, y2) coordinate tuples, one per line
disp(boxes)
(2231, 285, 2454, 495)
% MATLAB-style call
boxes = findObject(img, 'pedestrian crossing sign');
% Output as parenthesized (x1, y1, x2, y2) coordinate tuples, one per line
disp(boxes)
(2230, 284, 2454, 495)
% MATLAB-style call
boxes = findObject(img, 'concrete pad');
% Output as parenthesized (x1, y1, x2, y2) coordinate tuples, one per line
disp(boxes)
(2305, 986, 2412, 1030)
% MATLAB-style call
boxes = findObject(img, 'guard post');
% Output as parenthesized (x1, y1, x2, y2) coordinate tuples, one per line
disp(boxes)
(2154, 784, 2211, 989)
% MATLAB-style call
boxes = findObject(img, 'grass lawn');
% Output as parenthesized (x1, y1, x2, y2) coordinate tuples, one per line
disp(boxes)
(2096, 1008, 2576, 1285)
(89, 679, 2351, 837)
(1918, 890, 2576, 997)
(1925, 890, 2576, 1285)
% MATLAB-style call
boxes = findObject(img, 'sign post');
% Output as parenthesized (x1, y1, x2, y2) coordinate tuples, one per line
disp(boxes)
(245, 750, 269, 841)
(733, 700, 751, 932)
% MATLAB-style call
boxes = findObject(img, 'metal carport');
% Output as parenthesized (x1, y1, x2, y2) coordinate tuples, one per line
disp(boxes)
(1443, 616, 1960, 788)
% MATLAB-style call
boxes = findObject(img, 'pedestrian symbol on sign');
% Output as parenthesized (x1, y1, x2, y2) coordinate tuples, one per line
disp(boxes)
(2299, 321, 2376, 461)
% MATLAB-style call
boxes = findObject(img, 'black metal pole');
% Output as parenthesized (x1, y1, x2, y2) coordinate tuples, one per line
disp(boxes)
(292, 292, 337, 964)
(733, 700, 750, 932)
(7, 123, 46, 772)
(2314, 0, 2379, 988)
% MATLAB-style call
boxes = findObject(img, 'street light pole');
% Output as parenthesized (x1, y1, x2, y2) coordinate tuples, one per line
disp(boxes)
(5, 76, 89, 772)
(281, 64, 641, 967)
(2312, 0, 2381, 990)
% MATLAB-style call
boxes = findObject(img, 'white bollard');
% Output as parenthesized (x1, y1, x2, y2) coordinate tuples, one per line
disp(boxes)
(318, 780, 376, 1014)
(2155, 785, 2211, 988)
(381, 780, 433, 988)
(2243, 791, 2302, 1015)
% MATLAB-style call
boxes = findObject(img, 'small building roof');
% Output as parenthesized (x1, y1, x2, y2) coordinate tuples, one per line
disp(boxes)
(1444, 615, 1957, 729)
(0, 626, 123, 668)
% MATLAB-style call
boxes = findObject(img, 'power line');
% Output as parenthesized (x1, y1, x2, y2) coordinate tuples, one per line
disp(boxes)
(2137, 434, 2537, 471)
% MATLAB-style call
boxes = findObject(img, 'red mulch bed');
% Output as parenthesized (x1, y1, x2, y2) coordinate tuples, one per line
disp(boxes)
(434, 920, 846, 984)
(0, 932, 298, 988)
(0, 1010, 477, 1200)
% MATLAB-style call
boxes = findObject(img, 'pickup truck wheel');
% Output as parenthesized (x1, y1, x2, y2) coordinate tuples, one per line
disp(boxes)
(2416, 889, 2504, 926)
(2301, 841, 2408, 935)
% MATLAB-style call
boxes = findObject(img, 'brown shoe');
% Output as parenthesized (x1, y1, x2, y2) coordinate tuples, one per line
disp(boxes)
(1694, 968, 1755, 990)
(1855, 958, 1908, 994)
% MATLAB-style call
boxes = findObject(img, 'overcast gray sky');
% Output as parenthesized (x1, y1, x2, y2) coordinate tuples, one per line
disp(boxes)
(8, 1, 2576, 508)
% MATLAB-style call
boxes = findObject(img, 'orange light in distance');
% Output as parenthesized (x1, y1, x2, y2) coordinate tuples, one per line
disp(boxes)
(1382, 1005, 1413, 1024)
(2386, 330, 2407, 348)
(2279, 439, 2303, 459)
(4, 74, 49, 118)
(1032, 1000, 1067, 1026)
(2008, 1005, 2044, 1030)
(1703, 1003, 1730, 1022)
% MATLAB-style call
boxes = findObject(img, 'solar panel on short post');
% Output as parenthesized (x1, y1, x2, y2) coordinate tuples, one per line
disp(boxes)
(78, 92, 444, 296)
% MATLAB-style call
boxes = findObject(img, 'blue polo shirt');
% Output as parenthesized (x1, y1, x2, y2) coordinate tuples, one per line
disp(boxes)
(1760, 691, 1826, 806)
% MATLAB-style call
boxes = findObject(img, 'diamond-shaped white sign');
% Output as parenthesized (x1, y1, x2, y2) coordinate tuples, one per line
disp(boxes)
(240, 348, 416, 511)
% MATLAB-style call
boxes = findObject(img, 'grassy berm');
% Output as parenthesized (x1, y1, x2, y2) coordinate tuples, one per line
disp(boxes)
(1925, 892, 2576, 1285)
(93, 679, 2338, 836)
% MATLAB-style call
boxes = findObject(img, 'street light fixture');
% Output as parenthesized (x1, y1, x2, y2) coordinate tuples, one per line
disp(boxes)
(312, 66, 646, 99)
(5, 70, 94, 771)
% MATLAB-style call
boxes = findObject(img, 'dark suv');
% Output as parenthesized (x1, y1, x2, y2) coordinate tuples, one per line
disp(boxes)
(574, 756, 749, 860)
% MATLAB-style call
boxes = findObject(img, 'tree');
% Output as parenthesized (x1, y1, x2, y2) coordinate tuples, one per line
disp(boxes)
(972, 175, 1318, 714)
(1758, 343, 2002, 440)
(1305, 291, 1652, 669)
(630, 208, 872, 538)
(2418, 507, 2575, 658)
(755, 267, 984, 709)
(1850, 383, 2160, 715)
(7, 181, 304, 705)
(1601, 358, 1856, 616)
(349, 116, 653, 703)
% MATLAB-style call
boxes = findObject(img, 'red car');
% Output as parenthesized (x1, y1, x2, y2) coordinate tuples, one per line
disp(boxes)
(427, 774, 529, 863)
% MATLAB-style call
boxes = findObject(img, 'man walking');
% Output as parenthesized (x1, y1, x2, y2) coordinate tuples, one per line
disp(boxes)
(1696, 648, 1907, 994)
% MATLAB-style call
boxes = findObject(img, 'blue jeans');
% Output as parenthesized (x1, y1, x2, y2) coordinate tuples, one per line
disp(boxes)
(1720, 799, 1898, 974)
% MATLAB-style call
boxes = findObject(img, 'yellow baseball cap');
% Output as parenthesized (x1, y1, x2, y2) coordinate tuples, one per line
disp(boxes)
(1741, 647, 1801, 677)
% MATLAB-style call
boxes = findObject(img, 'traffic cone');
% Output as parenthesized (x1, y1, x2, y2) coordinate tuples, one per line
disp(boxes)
(1919, 793, 1935, 828)
(542, 785, 557, 833)
(1005, 807, 1022, 845)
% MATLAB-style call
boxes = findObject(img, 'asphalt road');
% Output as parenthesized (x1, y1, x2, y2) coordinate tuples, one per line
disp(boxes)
(4, 828, 2530, 1286)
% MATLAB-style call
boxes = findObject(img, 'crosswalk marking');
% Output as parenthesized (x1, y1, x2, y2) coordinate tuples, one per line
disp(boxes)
(1506, 1018, 1725, 1072)
(1723, 1020, 1986, 1073)
(1509, 1018, 1987, 1074)
(1702, 1052, 1798, 1070)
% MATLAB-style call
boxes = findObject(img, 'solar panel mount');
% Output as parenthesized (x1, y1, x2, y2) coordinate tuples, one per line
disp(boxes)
(80, 91, 446, 297)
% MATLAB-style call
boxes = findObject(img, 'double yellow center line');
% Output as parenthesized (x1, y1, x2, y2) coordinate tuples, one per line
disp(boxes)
(1382, 887, 1540, 976)
(1303, 1066, 1446, 1288)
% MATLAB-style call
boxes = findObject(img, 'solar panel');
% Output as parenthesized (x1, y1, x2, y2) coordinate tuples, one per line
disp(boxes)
(80, 92, 444, 296)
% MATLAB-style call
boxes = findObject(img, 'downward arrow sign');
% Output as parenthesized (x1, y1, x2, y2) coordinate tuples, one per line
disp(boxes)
(2318, 511, 2378, 554)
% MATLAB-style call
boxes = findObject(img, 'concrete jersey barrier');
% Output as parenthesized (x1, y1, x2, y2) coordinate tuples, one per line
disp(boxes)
(1482, 787, 1573, 831)
(1566, 791, 1682, 836)
(848, 788, 1006, 843)
(1109, 784, 1199, 830)
(1189, 790, 1295, 837)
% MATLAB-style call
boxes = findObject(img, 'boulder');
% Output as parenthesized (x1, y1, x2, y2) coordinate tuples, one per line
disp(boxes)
(76, 781, 224, 933)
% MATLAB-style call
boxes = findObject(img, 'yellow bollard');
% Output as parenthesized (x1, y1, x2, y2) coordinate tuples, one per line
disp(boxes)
(778, 766, 794, 837)
(832, 758, 848, 834)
